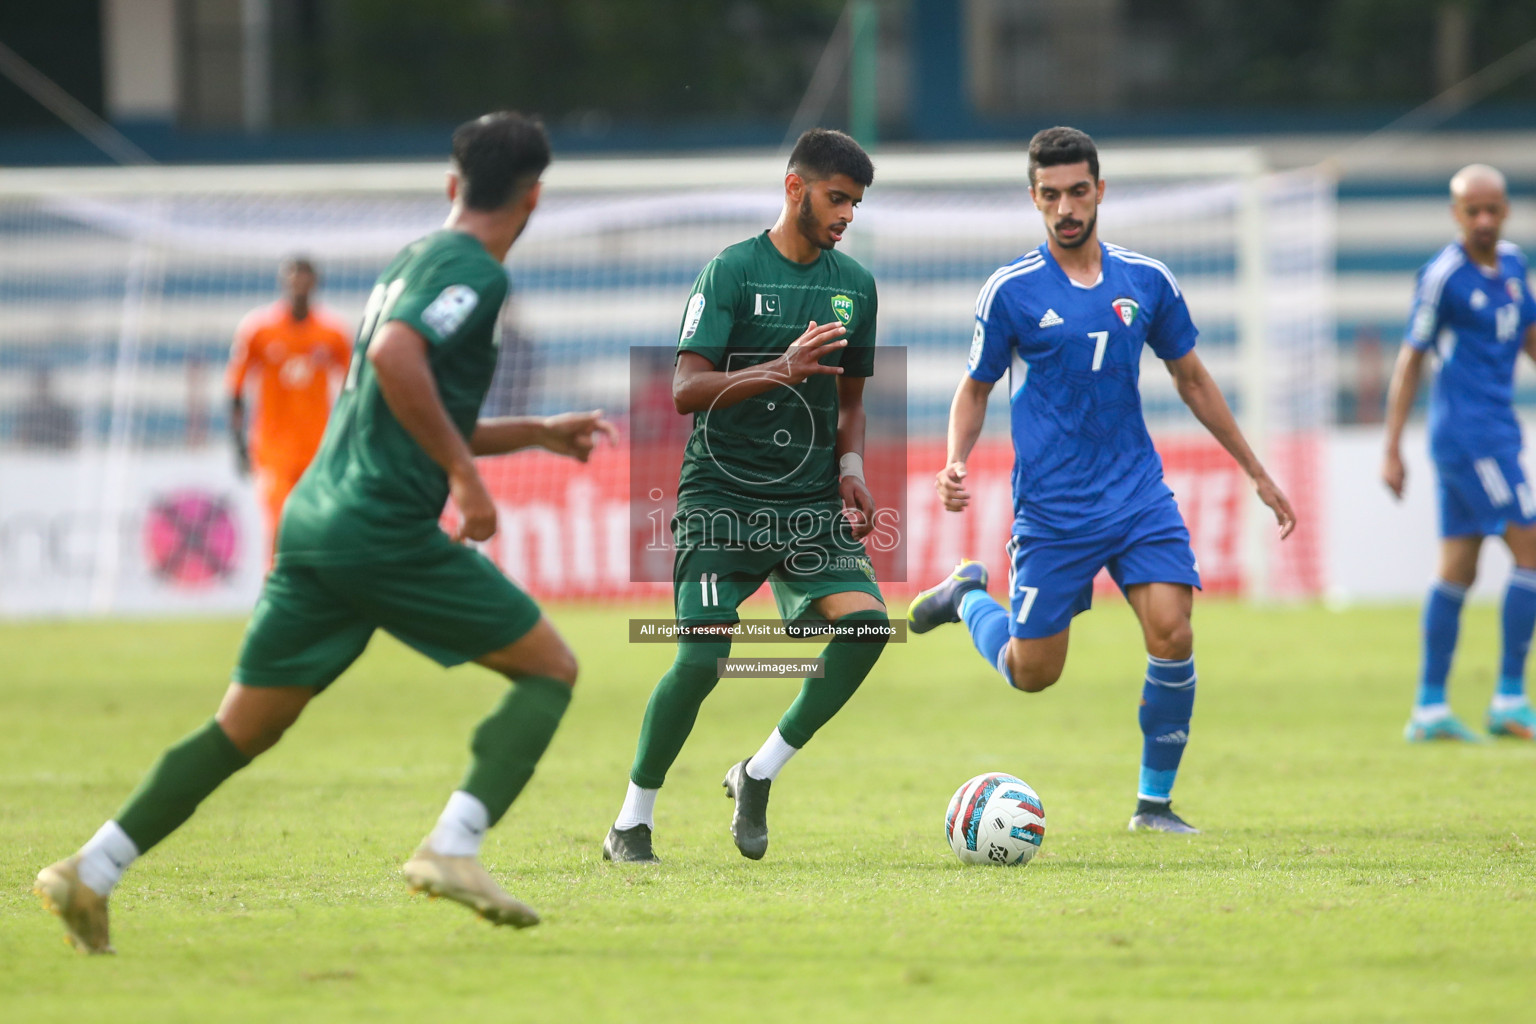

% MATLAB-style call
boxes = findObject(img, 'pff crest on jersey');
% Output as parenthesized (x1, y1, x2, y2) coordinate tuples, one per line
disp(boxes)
(831, 294, 853, 325)
(1112, 297, 1140, 326)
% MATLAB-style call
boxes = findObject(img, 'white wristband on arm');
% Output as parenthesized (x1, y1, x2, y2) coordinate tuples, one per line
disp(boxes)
(839, 452, 865, 483)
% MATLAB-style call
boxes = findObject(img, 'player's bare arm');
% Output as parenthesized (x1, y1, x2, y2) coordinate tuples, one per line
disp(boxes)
(1381, 344, 1428, 500)
(368, 319, 496, 542)
(672, 320, 846, 414)
(937, 375, 994, 512)
(471, 410, 618, 461)
(1165, 349, 1296, 538)
(835, 375, 874, 539)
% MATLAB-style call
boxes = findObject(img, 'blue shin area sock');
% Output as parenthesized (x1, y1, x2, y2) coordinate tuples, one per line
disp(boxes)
(1419, 579, 1467, 708)
(959, 588, 1012, 682)
(1138, 655, 1196, 802)
(1498, 569, 1536, 699)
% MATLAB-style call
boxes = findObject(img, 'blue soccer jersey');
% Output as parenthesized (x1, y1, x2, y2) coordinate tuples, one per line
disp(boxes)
(1406, 240, 1536, 464)
(968, 242, 1198, 535)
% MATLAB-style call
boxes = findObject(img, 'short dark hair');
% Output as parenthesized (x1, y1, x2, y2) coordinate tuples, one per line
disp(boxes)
(281, 255, 316, 277)
(788, 129, 874, 187)
(451, 111, 552, 211)
(1028, 126, 1098, 186)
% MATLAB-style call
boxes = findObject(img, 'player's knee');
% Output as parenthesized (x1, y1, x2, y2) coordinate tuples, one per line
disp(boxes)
(1147, 620, 1193, 661)
(1008, 665, 1061, 692)
(675, 638, 731, 679)
(1004, 652, 1062, 692)
(215, 685, 311, 758)
(544, 645, 579, 687)
(835, 609, 891, 655)
(486, 639, 578, 687)
(218, 709, 297, 758)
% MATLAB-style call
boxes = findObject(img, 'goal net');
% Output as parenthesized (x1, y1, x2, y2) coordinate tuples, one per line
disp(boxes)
(0, 149, 1332, 616)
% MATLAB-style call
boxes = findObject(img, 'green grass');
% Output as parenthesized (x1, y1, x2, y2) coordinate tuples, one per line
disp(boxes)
(4, 599, 1536, 1023)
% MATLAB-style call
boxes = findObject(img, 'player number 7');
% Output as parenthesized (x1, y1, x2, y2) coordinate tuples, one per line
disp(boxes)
(1089, 331, 1109, 372)
(1015, 585, 1039, 625)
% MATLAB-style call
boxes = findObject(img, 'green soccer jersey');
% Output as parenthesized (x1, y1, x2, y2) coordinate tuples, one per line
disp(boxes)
(278, 229, 509, 565)
(675, 231, 877, 512)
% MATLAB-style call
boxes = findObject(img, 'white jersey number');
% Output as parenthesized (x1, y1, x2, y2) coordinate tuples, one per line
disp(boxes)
(1089, 331, 1109, 372)
(346, 279, 407, 390)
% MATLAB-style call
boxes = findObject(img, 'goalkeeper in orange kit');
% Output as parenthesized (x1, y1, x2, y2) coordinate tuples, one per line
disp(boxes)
(227, 256, 352, 563)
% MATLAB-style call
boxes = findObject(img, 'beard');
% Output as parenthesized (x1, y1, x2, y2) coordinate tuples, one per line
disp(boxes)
(797, 193, 836, 251)
(1052, 211, 1097, 249)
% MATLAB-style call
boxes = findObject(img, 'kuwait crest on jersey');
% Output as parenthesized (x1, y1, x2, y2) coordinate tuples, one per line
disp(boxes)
(1510, 278, 1525, 304)
(831, 294, 853, 325)
(1112, 297, 1140, 326)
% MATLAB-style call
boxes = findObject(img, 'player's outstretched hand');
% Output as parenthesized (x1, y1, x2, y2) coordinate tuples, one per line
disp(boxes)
(449, 464, 498, 543)
(1381, 448, 1406, 500)
(543, 410, 619, 463)
(776, 321, 847, 385)
(840, 475, 876, 540)
(1256, 474, 1297, 539)
(936, 461, 970, 512)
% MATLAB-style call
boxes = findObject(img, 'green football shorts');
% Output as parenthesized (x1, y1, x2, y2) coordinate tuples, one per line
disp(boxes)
(234, 535, 542, 691)
(671, 503, 884, 625)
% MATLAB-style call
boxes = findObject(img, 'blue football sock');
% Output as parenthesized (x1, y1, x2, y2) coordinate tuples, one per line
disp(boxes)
(1498, 569, 1536, 699)
(1138, 654, 1196, 802)
(1418, 578, 1467, 708)
(959, 588, 1012, 682)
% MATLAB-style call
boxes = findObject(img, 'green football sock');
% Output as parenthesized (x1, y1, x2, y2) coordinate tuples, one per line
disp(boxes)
(777, 609, 889, 748)
(460, 674, 572, 827)
(629, 639, 729, 789)
(115, 718, 252, 853)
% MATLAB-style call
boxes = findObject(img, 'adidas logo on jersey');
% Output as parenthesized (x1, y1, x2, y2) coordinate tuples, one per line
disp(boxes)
(1038, 308, 1064, 328)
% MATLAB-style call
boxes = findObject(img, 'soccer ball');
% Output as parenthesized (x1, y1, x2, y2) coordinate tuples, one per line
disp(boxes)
(945, 772, 1046, 866)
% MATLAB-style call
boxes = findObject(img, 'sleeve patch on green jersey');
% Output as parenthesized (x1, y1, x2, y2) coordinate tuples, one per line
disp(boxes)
(422, 284, 480, 337)
(681, 292, 706, 340)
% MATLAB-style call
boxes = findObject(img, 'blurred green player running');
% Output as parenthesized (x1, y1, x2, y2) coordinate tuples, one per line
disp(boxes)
(604, 130, 891, 865)
(35, 111, 617, 954)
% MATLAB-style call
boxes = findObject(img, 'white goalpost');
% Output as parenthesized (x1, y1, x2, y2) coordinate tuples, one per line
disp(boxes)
(0, 147, 1333, 616)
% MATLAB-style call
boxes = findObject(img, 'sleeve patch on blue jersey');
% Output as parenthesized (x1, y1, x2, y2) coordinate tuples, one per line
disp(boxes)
(967, 321, 985, 369)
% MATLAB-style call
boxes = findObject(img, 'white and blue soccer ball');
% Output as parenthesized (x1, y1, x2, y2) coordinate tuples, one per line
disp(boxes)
(945, 772, 1046, 866)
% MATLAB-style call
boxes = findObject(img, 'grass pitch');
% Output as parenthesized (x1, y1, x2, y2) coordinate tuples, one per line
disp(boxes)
(4, 599, 1536, 1023)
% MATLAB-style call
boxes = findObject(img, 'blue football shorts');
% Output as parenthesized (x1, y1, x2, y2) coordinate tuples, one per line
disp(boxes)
(1006, 494, 1202, 640)
(1435, 452, 1536, 538)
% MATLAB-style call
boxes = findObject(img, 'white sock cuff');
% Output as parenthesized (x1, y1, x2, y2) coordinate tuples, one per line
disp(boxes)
(1411, 702, 1451, 724)
(1431, 578, 1469, 600)
(745, 728, 799, 782)
(77, 820, 139, 897)
(614, 782, 659, 831)
(428, 791, 489, 857)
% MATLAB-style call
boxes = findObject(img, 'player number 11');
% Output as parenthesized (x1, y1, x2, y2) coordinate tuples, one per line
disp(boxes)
(1088, 331, 1109, 372)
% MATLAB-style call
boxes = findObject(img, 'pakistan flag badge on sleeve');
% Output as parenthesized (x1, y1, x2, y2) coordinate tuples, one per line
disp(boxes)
(831, 294, 853, 325)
